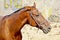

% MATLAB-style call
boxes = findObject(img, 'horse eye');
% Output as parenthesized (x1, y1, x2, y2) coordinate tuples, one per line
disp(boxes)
(36, 15, 39, 17)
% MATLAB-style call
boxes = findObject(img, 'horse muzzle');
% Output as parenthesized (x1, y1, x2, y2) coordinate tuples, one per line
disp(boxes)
(42, 26, 51, 34)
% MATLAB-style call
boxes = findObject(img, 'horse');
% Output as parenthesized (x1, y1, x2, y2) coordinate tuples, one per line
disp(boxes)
(0, 3, 51, 40)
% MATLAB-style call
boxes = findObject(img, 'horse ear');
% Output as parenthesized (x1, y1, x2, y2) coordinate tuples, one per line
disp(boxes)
(33, 2, 36, 8)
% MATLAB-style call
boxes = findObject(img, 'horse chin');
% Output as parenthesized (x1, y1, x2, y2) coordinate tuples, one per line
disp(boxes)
(36, 25, 51, 34)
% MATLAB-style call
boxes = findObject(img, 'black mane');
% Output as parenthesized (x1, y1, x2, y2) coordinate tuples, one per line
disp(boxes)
(3, 7, 25, 19)
(8, 7, 25, 16)
(13, 7, 24, 13)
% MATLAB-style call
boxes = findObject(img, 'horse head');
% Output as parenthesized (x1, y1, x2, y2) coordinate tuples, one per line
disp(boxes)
(24, 2, 51, 34)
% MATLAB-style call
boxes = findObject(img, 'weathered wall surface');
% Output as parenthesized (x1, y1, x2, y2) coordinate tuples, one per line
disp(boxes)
(0, 0, 60, 40)
(21, 23, 60, 40)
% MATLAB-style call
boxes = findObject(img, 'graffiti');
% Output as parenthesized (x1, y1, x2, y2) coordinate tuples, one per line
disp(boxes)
(48, 15, 60, 22)
(4, 0, 22, 9)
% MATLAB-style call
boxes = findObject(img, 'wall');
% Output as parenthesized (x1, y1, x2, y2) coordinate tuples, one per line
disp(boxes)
(0, 0, 60, 40)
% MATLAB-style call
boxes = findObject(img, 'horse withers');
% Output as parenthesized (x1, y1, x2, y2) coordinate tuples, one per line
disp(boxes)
(0, 3, 51, 40)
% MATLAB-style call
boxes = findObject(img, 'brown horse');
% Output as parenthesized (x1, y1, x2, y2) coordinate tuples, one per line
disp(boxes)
(0, 3, 51, 40)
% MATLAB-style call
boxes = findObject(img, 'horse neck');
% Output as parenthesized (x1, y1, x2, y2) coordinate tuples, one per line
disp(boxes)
(9, 11, 28, 34)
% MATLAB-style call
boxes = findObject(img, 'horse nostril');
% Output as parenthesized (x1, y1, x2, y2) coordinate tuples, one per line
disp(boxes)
(48, 27, 51, 30)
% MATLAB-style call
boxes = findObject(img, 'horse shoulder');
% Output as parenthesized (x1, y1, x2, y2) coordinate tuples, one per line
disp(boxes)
(0, 17, 14, 40)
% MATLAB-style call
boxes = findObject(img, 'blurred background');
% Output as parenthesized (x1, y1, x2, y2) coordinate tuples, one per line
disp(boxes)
(0, 0, 60, 40)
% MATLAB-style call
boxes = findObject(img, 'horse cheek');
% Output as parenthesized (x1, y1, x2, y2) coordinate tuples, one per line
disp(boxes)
(29, 17, 37, 27)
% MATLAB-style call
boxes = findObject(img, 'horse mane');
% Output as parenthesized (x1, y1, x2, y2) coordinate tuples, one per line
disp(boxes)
(3, 6, 32, 19)
(2, 7, 25, 20)
(9, 7, 25, 16)
(13, 7, 25, 13)
(10, 6, 31, 16)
